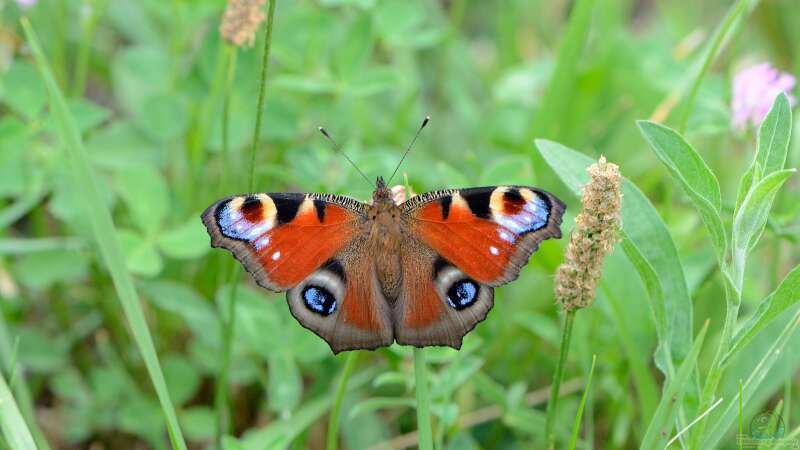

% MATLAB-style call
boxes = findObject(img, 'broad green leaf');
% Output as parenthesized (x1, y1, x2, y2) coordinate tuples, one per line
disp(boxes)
(180, 407, 217, 441)
(267, 353, 302, 413)
(637, 120, 725, 261)
(162, 355, 200, 406)
(723, 264, 800, 364)
(136, 94, 190, 142)
(731, 169, 795, 290)
(755, 93, 793, 177)
(157, 216, 210, 260)
(0, 61, 46, 120)
(140, 281, 221, 347)
(114, 166, 169, 235)
(0, 372, 37, 450)
(537, 139, 692, 370)
(118, 229, 163, 277)
(14, 248, 87, 290)
(639, 321, 708, 450)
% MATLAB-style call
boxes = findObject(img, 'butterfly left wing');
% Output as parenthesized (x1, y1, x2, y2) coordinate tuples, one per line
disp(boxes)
(393, 186, 565, 349)
(201, 193, 365, 291)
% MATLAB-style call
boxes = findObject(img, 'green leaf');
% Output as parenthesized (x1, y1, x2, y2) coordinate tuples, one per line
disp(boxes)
(114, 166, 169, 235)
(13, 248, 87, 290)
(267, 353, 302, 413)
(180, 406, 217, 441)
(537, 139, 693, 371)
(162, 355, 200, 406)
(736, 93, 792, 211)
(0, 61, 46, 120)
(140, 281, 221, 347)
(731, 169, 795, 290)
(0, 371, 38, 450)
(157, 216, 210, 259)
(135, 94, 190, 142)
(637, 120, 725, 261)
(723, 264, 800, 364)
(639, 321, 709, 450)
(118, 229, 163, 277)
(529, 0, 595, 140)
(755, 93, 793, 178)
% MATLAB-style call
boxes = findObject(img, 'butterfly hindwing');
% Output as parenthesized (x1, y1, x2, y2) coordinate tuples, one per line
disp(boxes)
(403, 186, 566, 286)
(394, 236, 494, 349)
(201, 192, 365, 291)
(286, 248, 394, 353)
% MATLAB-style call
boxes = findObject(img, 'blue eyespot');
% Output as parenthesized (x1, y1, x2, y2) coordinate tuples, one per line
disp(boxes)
(446, 280, 479, 310)
(302, 285, 337, 316)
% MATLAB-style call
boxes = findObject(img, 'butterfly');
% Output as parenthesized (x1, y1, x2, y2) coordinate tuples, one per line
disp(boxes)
(201, 121, 565, 353)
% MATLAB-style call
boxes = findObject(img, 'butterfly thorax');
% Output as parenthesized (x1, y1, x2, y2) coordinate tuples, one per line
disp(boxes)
(367, 178, 404, 301)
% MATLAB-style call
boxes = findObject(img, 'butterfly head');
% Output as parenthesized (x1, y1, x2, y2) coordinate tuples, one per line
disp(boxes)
(372, 176, 394, 205)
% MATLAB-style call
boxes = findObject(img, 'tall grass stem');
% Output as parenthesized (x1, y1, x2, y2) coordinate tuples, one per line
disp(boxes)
(216, 0, 278, 439)
(568, 354, 596, 450)
(414, 347, 433, 450)
(20, 17, 188, 450)
(326, 352, 359, 450)
(545, 309, 576, 449)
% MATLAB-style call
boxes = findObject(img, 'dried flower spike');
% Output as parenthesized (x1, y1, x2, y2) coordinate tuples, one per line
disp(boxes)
(554, 156, 622, 312)
(219, 0, 267, 47)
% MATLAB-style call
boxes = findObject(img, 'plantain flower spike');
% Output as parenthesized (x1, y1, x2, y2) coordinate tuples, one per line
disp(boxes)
(219, 0, 267, 47)
(554, 156, 622, 312)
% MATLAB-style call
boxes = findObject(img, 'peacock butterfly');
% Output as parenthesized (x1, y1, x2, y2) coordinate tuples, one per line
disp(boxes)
(201, 118, 566, 353)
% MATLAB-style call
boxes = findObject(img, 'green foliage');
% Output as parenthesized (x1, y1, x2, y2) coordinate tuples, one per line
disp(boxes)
(1, 0, 798, 449)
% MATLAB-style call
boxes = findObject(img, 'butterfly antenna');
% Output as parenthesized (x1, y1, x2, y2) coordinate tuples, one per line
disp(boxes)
(318, 127, 373, 187)
(388, 116, 430, 185)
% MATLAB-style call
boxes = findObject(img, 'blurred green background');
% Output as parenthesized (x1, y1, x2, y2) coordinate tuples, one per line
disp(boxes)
(0, 0, 798, 449)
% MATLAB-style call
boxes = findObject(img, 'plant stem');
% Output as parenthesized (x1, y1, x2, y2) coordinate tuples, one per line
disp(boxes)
(249, 0, 278, 193)
(414, 347, 433, 450)
(688, 287, 739, 450)
(568, 354, 596, 450)
(326, 352, 359, 450)
(215, 0, 278, 441)
(546, 308, 577, 449)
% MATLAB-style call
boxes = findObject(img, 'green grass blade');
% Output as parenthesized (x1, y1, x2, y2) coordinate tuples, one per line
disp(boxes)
(677, 0, 751, 132)
(567, 354, 596, 450)
(326, 351, 359, 450)
(637, 121, 726, 263)
(0, 371, 37, 450)
(639, 320, 709, 450)
(537, 139, 692, 373)
(20, 17, 188, 450)
(701, 309, 800, 449)
(529, 0, 595, 140)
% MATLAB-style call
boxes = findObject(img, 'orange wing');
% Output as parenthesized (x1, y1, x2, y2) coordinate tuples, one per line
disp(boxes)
(403, 186, 565, 286)
(202, 193, 364, 291)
